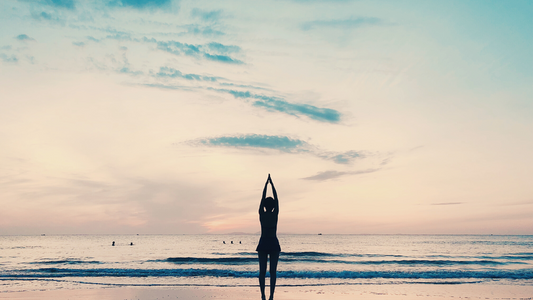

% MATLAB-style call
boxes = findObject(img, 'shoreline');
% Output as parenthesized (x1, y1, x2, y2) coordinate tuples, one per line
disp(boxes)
(1, 283, 532, 300)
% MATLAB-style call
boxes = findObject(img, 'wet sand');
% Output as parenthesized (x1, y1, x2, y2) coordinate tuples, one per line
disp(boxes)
(1, 284, 532, 300)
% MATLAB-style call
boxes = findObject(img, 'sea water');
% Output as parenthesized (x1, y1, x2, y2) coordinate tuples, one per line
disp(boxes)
(0, 234, 532, 293)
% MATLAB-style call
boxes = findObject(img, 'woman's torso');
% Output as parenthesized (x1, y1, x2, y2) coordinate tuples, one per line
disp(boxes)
(259, 213, 278, 238)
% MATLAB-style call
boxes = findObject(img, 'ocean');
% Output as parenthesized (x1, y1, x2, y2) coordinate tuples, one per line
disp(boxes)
(1, 234, 532, 293)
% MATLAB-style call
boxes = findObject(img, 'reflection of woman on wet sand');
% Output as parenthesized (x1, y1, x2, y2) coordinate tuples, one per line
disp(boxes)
(256, 174, 280, 300)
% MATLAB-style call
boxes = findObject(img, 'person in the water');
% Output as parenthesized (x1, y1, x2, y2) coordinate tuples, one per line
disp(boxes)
(256, 174, 280, 300)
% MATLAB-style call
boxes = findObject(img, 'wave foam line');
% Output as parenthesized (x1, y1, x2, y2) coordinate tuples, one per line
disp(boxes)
(153, 257, 519, 266)
(232, 252, 533, 261)
(0, 277, 485, 287)
(2, 268, 533, 280)
(29, 260, 102, 265)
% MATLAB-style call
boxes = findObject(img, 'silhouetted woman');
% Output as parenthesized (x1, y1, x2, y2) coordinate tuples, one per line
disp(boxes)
(256, 174, 280, 300)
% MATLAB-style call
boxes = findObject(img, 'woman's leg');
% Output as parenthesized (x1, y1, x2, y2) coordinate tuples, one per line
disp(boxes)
(258, 251, 268, 300)
(268, 251, 280, 300)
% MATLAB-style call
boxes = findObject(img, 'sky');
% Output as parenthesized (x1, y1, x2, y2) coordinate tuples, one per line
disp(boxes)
(1, 0, 532, 235)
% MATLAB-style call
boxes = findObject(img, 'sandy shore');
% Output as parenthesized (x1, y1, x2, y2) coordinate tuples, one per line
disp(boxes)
(1, 284, 532, 300)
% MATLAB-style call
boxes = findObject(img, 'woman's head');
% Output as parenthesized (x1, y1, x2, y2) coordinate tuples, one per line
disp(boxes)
(264, 197, 275, 212)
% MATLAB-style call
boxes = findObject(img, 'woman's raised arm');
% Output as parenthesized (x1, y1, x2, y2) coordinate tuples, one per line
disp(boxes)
(270, 175, 279, 214)
(259, 175, 269, 214)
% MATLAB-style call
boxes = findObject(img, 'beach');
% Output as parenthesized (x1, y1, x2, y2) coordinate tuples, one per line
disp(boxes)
(2, 284, 533, 300)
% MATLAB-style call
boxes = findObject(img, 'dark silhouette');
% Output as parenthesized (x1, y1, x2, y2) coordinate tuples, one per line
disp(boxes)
(256, 174, 280, 300)
(112, 241, 115, 246)
(130, 242, 134, 246)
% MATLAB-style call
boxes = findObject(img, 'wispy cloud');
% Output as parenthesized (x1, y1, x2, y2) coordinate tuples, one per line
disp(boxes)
(141, 82, 336, 125)
(206, 42, 240, 54)
(183, 25, 225, 37)
(191, 8, 223, 22)
(190, 134, 365, 165)
(118, 66, 143, 75)
(87, 36, 100, 42)
(155, 40, 243, 64)
(69, 28, 236, 64)
(82, 33, 241, 63)
(319, 150, 361, 164)
(219, 82, 270, 91)
(38, 11, 53, 20)
(107, 32, 133, 41)
(140, 83, 194, 91)
(219, 89, 341, 123)
(290, 0, 353, 2)
(197, 134, 308, 152)
(117, 54, 143, 75)
(15, 34, 34, 41)
(301, 17, 383, 31)
(155, 67, 219, 82)
(302, 169, 379, 181)
(44, 0, 75, 9)
(0, 53, 18, 63)
(203, 53, 242, 64)
(431, 202, 463, 206)
(108, 0, 171, 9)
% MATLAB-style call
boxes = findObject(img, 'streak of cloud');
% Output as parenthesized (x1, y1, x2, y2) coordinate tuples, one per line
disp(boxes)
(206, 42, 239, 54)
(301, 17, 383, 31)
(290, 0, 352, 2)
(184, 25, 224, 37)
(87, 36, 100, 42)
(220, 89, 341, 123)
(0, 54, 18, 63)
(15, 34, 34, 41)
(191, 8, 223, 22)
(44, 0, 75, 9)
(218, 83, 269, 91)
(302, 169, 380, 181)
(119, 66, 143, 75)
(140, 83, 194, 91)
(197, 134, 308, 153)
(101, 34, 239, 64)
(155, 40, 243, 64)
(203, 53, 242, 64)
(155, 67, 219, 82)
(190, 134, 365, 164)
(321, 150, 361, 164)
(108, 0, 172, 9)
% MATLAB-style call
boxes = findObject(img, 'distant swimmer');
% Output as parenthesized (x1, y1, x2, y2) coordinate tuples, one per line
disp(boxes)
(130, 242, 134, 246)
(223, 241, 226, 244)
(240, 241, 242, 244)
(112, 241, 115, 246)
(256, 174, 281, 300)
(231, 241, 233, 244)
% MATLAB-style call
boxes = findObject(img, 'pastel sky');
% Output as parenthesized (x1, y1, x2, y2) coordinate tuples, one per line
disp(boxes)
(1, 0, 532, 235)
